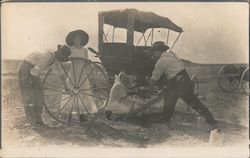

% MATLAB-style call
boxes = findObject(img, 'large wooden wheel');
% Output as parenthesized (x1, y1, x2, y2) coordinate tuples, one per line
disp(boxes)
(241, 67, 249, 96)
(217, 65, 241, 92)
(42, 58, 110, 124)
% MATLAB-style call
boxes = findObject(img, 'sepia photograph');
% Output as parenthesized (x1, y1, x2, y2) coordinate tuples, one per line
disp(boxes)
(1, 2, 249, 157)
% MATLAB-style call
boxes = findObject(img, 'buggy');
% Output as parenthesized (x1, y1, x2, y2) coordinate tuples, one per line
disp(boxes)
(42, 9, 197, 124)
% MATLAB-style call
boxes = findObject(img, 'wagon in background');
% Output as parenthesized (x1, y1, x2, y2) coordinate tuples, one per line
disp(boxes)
(217, 65, 249, 95)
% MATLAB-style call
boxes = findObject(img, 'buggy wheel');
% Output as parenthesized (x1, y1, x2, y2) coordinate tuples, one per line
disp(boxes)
(241, 67, 249, 96)
(42, 58, 110, 125)
(217, 65, 240, 92)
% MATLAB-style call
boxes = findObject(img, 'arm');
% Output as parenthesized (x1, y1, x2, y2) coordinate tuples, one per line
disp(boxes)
(30, 53, 52, 88)
(58, 74, 71, 92)
(148, 59, 166, 96)
(30, 53, 51, 77)
(53, 60, 71, 92)
(148, 79, 158, 93)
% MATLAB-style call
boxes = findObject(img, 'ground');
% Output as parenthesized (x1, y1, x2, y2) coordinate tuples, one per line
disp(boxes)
(2, 62, 249, 152)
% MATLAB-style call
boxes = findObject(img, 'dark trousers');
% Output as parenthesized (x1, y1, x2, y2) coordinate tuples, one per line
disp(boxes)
(163, 69, 216, 125)
(17, 60, 45, 123)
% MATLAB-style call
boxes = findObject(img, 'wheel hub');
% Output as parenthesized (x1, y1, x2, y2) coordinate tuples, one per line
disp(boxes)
(72, 88, 79, 95)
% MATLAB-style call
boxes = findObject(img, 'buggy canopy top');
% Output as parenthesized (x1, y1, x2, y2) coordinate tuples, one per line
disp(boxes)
(100, 8, 183, 33)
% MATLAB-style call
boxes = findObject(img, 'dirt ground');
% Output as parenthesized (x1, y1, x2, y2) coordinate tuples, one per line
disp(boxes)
(2, 65, 249, 153)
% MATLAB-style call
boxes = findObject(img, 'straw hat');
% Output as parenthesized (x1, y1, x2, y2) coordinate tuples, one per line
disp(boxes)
(66, 29, 89, 46)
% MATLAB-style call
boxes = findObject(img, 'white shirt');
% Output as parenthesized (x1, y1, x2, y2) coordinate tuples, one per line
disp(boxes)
(24, 50, 64, 77)
(151, 51, 185, 81)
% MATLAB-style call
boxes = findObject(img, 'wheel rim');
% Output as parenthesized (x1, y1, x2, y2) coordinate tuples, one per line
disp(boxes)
(241, 67, 249, 96)
(42, 58, 110, 124)
(217, 65, 240, 92)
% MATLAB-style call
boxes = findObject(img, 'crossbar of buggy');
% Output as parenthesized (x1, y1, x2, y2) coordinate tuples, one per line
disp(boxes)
(169, 32, 182, 51)
(103, 31, 109, 42)
(151, 28, 154, 45)
(112, 27, 115, 42)
(136, 33, 144, 46)
(143, 34, 147, 46)
(166, 29, 170, 45)
(145, 29, 153, 45)
(105, 25, 112, 38)
(136, 29, 152, 46)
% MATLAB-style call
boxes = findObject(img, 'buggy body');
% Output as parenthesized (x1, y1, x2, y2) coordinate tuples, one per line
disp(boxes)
(97, 9, 183, 86)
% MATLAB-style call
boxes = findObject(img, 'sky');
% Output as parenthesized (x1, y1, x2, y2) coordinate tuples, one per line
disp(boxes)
(1, 2, 249, 64)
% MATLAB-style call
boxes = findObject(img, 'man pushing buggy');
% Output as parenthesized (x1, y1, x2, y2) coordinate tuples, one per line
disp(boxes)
(147, 41, 218, 129)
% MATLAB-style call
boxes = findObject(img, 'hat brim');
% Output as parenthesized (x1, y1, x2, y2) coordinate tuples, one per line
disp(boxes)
(151, 45, 169, 51)
(145, 45, 169, 54)
(66, 30, 89, 46)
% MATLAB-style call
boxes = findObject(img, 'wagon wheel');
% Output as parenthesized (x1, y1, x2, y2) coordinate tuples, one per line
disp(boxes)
(42, 57, 110, 125)
(217, 65, 241, 92)
(240, 67, 249, 96)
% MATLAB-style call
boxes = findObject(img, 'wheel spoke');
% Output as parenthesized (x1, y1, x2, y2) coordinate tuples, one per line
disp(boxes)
(232, 78, 238, 86)
(44, 93, 63, 96)
(79, 87, 108, 92)
(76, 62, 86, 87)
(47, 95, 71, 109)
(76, 94, 80, 115)
(92, 66, 106, 85)
(71, 60, 77, 87)
(67, 96, 75, 123)
(98, 89, 108, 98)
(95, 93, 105, 105)
(60, 62, 75, 87)
(95, 75, 105, 86)
(79, 91, 107, 100)
(78, 67, 96, 88)
(55, 95, 73, 117)
(44, 87, 67, 94)
(77, 95, 90, 114)
(45, 82, 65, 89)
(89, 66, 97, 80)
(93, 88, 108, 98)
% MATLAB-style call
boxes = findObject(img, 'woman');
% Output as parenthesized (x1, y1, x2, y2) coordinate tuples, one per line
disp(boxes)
(61, 30, 97, 121)
(105, 71, 142, 120)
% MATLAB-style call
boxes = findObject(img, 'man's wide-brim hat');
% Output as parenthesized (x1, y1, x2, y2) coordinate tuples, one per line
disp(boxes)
(66, 29, 89, 46)
(148, 41, 169, 52)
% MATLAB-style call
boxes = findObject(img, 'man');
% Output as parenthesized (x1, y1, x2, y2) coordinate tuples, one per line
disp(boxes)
(17, 45, 71, 125)
(148, 41, 217, 129)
